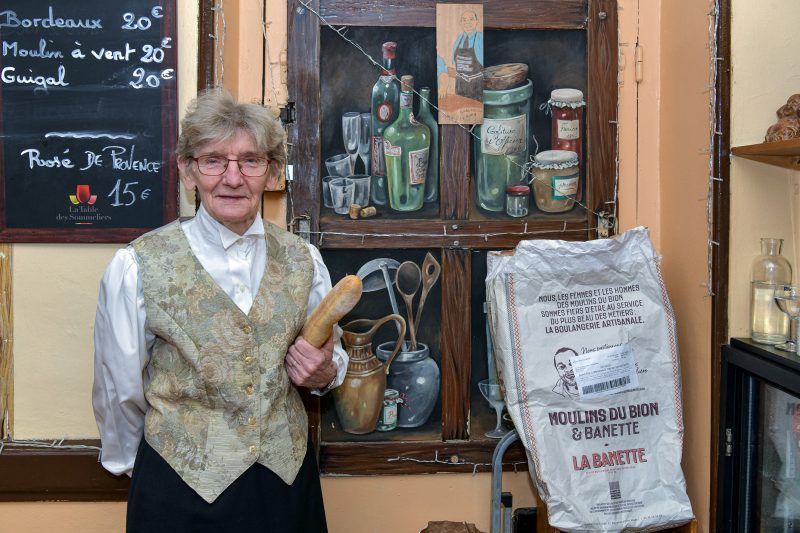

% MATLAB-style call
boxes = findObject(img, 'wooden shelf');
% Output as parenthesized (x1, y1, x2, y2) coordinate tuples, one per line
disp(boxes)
(731, 138, 800, 170)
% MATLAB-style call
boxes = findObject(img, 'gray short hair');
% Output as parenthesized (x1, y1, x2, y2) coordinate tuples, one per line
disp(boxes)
(176, 89, 286, 167)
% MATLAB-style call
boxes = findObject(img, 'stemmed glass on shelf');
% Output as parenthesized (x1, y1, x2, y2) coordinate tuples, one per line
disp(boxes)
(774, 285, 800, 354)
(357, 113, 372, 175)
(342, 112, 360, 175)
(478, 378, 508, 439)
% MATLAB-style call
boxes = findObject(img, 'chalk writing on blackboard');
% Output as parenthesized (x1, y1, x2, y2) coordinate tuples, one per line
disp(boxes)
(0, 2, 178, 242)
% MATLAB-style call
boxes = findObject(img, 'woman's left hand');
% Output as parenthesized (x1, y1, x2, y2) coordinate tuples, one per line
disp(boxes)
(285, 335, 337, 389)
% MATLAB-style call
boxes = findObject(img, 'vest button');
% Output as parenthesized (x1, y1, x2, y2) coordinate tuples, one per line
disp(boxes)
(244, 356, 254, 365)
(249, 445, 257, 455)
(242, 324, 253, 334)
(245, 385, 254, 395)
(248, 416, 257, 426)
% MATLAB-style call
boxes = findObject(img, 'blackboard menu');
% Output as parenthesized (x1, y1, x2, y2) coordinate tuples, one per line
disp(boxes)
(0, 1, 178, 242)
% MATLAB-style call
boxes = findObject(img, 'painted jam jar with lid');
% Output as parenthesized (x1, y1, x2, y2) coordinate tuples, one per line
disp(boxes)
(474, 79, 533, 212)
(548, 88, 585, 164)
(530, 150, 579, 213)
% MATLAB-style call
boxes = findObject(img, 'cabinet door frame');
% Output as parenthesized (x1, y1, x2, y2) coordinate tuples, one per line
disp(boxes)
(288, 0, 618, 475)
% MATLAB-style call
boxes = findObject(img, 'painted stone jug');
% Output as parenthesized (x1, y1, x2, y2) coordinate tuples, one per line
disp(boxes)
(376, 342, 440, 428)
(334, 314, 406, 434)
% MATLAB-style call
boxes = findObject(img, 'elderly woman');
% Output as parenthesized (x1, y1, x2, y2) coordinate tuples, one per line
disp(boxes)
(92, 90, 346, 532)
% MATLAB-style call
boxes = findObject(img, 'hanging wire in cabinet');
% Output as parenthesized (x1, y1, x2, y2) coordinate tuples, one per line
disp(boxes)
(0, 438, 101, 457)
(313, 222, 596, 247)
(387, 450, 527, 476)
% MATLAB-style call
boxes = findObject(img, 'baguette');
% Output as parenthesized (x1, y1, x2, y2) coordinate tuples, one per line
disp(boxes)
(300, 274, 363, 348)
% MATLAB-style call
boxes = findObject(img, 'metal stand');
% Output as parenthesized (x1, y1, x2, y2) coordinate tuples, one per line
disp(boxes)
(491, 429, 520, 533)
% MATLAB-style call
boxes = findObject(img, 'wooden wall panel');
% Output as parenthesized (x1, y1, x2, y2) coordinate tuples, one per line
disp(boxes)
(320, 0, 588, 29)
(321, 439, 527, 475)
(318, 219, 590, 249)
(440, 126, 471, 220)
(0, 442, 128, 502)
(0, 243, 11, 439)
(710, 0, 731, 528)
(586, 0, 619, 234)
(197, 0, 216, 90)
(288, 0, 322, 234)
(441, 249, 471, 440)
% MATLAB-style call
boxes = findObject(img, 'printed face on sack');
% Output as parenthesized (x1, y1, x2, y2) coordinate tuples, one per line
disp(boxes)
(553, 347, 577, 385)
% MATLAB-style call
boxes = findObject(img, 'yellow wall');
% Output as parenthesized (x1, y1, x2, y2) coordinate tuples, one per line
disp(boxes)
(10, 0, 199, 442)
(658, 2, 713, 528)
(728, 0, 800, 338)
(1, 1, 717, 532)
(619, 0, 712, 529)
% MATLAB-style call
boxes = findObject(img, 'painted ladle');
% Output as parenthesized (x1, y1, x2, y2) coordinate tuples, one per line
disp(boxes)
(395, 261, 422, 351)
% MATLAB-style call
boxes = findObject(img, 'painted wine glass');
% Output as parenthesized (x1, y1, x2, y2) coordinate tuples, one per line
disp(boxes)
(775, 285, 800, 354)
(478, 378, 508, 438)
(342, 111, 360, 175)
(358, 112, 372, 175)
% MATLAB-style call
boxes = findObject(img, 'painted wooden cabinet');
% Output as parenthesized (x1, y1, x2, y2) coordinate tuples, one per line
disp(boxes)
(287, 0, 619, 475)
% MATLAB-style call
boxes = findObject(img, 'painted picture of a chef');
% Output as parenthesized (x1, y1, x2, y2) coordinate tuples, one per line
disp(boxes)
(436, 4, 484, 124)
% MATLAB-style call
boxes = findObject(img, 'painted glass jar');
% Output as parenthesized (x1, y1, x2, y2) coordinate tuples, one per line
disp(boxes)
(474, 79, 533, 212)
(505, 185, 530, 217)
(548, 88, 585, 164)
(376, 342, 439, 428)
(530, 150, 579, 213)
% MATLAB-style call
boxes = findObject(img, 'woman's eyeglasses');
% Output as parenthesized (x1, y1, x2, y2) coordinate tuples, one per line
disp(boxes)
(192, 155, 271, 177)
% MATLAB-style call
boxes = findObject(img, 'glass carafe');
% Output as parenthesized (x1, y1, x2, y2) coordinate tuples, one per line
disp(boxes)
(751, 238, 793, 344)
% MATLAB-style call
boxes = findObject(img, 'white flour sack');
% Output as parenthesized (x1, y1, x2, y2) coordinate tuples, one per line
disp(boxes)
(486, 227, 693, 532)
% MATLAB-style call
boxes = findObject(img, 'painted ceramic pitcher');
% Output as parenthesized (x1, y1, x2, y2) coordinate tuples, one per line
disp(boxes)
(334, 314, 406, 434)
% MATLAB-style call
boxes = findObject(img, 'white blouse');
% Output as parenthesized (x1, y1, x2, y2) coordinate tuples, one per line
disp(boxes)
(92, 205, 348, 476)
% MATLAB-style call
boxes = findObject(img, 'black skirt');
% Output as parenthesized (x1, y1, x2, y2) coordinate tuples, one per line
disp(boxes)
(127, 437, 328, 533)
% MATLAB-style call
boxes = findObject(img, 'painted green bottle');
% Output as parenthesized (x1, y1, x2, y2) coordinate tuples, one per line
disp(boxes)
(383, 75, 430, 212)
(370, 42, 400, 206)
(416, 87, 439, 203)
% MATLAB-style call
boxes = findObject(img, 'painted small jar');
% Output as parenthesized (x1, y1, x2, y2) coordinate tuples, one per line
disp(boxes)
(505, 185, 530, 218)
(376, 388, 401, 431)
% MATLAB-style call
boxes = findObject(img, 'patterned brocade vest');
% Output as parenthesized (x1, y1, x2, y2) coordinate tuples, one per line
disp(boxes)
(132, 220, 313, 503)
